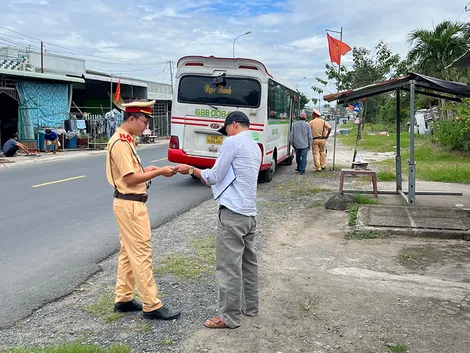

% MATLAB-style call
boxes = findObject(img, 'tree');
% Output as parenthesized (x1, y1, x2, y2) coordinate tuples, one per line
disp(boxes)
(298, 92, 310, 110)
(407, 21, 470, 80)
(324, 40, 404, 124)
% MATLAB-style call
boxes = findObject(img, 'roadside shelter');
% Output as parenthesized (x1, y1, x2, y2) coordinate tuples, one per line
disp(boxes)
(323, 73, 470, 204)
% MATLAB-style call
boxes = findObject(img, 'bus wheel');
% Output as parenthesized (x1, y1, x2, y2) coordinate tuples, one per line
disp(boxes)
(262, 157, 276, 182)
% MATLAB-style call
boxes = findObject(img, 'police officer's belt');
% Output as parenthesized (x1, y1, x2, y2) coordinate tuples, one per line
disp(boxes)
(113, 190, 148, 203)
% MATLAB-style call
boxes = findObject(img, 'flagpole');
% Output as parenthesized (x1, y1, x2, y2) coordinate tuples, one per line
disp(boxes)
(326, 27, 344, 171)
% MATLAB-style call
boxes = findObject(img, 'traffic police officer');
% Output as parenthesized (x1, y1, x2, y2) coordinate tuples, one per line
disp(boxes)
(106, 100, 181, 320)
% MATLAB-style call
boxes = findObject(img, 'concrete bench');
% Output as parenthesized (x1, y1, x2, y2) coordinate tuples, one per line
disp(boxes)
(339, 168, 378, 198)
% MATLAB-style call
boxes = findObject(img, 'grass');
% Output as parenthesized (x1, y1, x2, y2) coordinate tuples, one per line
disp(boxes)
(399, 251, 422, 264)
(153, 234, 216, 279)
(353, 194, 379, 205)
(137, 321, 152, 334)
(9, 344, 132, 353)
(345, 231, 384, 240)
(339, 125, 470, 183)
(84, 290, 122, 322)
(388, 344, 408, 352)
(157, 338, 173, 346)
(348, 204, 359, 226)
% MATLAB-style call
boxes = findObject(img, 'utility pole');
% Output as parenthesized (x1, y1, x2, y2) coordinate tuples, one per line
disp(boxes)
(40, 41, 44, 73)
(168, 60, 174, 137)
(168, 60, 174, 95)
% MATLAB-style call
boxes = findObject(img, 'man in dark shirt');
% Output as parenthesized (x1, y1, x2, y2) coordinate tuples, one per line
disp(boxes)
(44, 129, 60, 154)
(2, 133, 30, 157)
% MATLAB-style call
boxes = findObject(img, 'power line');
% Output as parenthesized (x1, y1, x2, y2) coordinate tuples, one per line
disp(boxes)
(457, 2, 470, 21)
(0, 25, 164, 65)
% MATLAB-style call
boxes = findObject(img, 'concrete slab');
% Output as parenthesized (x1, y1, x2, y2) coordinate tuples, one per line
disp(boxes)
(358, 205, 470, 240)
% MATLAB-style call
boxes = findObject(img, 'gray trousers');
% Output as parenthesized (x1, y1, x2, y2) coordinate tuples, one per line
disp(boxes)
(217, 207, 258, 328)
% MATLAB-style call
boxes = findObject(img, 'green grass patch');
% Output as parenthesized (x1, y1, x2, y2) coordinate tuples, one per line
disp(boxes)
(348, 204, 359, 226)
(9, 344, 132, 353)
(340, 126, 470, 183)
(345, 231, 384, 240)
(154, 234, 216, 279)
(353, 194, 379, 205)
(138, 321, 152, 334)
(157, 338, 173, 346)
(376, 170, 396, 182)
(308, 201, 325, 208)
(84, 290, 122, 322)
(388, 344, 408, 352)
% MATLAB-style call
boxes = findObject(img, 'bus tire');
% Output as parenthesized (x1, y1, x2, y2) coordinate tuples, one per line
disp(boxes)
(261, 156, 276, 182)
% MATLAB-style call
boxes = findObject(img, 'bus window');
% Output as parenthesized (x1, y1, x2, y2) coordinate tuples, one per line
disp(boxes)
(178, 75, 261, 108)
(268, 80, 292, 120)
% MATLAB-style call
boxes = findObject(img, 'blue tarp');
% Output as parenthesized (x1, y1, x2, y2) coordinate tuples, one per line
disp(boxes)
(16, 81, 69, 139)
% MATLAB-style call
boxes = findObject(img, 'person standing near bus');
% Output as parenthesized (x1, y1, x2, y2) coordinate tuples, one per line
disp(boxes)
(289, 112, 312, 174)
(174, 111, 261, 329)
(106, 100, 181, 321)
(309, 109, 332, 171)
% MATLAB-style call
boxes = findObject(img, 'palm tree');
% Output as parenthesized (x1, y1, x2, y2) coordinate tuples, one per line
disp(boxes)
(407, 21, 470, 80)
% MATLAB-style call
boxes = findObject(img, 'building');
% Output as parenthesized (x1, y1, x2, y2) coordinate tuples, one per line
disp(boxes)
(0, 46, 172, 147)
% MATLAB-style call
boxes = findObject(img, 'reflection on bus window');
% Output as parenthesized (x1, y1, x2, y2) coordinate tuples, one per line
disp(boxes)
(178, 75, 261, 108)
(268, 79, 293, 120)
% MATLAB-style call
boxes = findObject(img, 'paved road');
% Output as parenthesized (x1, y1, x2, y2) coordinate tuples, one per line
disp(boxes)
(0, 145, 212, 328)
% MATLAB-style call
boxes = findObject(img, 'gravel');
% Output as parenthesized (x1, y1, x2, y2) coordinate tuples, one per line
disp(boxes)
(0, 152, 341, 353)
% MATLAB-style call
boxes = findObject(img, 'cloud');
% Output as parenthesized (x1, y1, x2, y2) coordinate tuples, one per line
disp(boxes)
(0, 0, 466, 100)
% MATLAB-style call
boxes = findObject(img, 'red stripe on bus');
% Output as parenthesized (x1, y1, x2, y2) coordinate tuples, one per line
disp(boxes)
(185, 122, 208, 127)
(172, 116, 265, 127)
(266, 151, 273, 155)
(172, 122, 185, 125)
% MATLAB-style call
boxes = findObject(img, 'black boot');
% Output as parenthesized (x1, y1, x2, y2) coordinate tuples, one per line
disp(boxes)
(114, 299, 142, 312)
(143, 306, 181, 320)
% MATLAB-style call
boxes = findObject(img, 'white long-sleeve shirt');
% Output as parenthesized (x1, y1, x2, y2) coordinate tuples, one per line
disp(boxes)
(201, 130, 261, 216)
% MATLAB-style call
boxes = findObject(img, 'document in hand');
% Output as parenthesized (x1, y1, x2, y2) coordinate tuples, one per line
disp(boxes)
(211, 165, 236, 200)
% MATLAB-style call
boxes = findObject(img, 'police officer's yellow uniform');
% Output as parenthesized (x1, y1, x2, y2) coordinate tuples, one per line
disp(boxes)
(309, 109, 331, 171)
(106, 104, 162, 313)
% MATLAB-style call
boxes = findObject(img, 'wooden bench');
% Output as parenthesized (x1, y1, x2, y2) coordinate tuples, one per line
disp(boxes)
(339, 168, 378, 198)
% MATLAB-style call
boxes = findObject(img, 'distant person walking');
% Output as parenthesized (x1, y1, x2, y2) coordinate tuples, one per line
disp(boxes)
(309, 109, 331, 171)
(289, 112, 312, 174)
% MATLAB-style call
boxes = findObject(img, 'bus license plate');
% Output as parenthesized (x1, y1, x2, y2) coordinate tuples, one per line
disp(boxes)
(206, 135, 223, 144)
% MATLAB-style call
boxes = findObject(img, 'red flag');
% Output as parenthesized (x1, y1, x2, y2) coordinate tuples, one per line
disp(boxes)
(327, 33, 351, 65)
(113, 79, 121, 103)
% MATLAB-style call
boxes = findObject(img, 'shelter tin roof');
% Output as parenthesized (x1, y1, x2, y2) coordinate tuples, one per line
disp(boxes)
(323, 73, 470, 104)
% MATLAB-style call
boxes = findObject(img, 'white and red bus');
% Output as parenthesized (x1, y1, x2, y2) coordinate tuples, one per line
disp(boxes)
(168, 55, 299, 182)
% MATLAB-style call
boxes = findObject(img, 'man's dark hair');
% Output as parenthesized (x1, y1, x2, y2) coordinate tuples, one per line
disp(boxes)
(238, 122, 250, 129)
(12, 132, 18, 139)
(45, 128, 51, 134)
(123, 112, 147, 121)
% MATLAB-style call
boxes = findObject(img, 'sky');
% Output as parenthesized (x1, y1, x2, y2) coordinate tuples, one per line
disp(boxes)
(0, 0, 468, 105)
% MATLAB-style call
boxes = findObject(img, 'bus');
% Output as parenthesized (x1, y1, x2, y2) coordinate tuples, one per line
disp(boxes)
(168, 55, 299, 182)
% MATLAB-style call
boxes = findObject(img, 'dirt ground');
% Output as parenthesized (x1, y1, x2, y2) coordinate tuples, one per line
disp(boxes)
(1, 140, 469, 353)
(182, 143, 470, 353)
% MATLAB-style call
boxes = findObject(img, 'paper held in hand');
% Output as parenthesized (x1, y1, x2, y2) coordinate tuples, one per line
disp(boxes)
(211, 165, 236, 200)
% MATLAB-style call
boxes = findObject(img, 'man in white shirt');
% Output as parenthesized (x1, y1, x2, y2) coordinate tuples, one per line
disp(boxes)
(175, 111, 261, 329)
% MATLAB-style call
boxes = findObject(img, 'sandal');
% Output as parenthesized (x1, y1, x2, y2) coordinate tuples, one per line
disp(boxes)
(204, 316, 229, 329)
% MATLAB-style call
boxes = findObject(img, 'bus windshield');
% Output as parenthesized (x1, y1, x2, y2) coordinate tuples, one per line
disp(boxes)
(178, 75, 261, 108)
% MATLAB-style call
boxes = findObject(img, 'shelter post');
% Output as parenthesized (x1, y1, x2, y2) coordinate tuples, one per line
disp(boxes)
(408, 81, 416, 204)
(395, 89, 402, 192)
